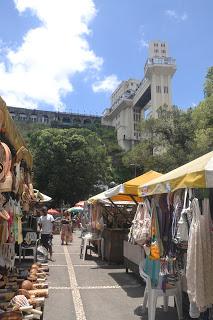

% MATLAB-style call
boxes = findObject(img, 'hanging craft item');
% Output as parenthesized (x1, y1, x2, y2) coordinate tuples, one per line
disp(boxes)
(0, 109, 4, 130)
(0, 208, 10, 221)
(0, 172, 13, 192)
(0, 209, 9, 244)
(128, 200, 151, 245)
(0, 142, 12, 182)
(149, 199, 163, 260)
(176, 188, 192, 247)
(21, 184, 31, 211)
(12, 162, 21, 194)
(0, 243, 15, 269)
(186, 198, 213, 311)
(159, 256, 179, 292)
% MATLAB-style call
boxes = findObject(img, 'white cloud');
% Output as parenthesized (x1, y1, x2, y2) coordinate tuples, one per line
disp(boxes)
(0, 0, 104, 109)
(138, 25, 148, 49)
(181, 13, 188, 21)
(165, 9, 188, 22)
(92, 75, 120, 93)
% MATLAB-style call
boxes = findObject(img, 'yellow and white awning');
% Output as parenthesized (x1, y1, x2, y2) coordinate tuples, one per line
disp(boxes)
(88, 170, 162, 203)
(139, 151, 213, 196)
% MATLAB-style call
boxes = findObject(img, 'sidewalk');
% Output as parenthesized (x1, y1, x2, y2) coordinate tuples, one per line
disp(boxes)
(44, 230, 178, 320)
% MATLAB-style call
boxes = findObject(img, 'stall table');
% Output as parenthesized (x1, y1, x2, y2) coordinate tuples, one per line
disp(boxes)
(123, 240, 144, 275)
(102, 228, 129, 264)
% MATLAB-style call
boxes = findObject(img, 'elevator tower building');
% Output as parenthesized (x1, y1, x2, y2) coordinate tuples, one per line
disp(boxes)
(101, 41, 176, 151)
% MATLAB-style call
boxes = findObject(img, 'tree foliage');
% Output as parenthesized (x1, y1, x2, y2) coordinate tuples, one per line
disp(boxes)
(123, 64, 213, 175)
(15, 66, 213, 200)
(29, 128, 113, 206)
(204, 66, 213, 98)
(123, 105, 198, 173)
(190, 95, 213, 158)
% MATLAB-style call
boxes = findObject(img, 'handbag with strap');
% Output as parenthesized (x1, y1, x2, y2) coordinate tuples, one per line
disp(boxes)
(176, 188, 192, 244)
(130, 200, 151, 245)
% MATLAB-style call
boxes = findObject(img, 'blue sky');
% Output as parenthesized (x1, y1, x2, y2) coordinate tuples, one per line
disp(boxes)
(0, 0, 212, 115)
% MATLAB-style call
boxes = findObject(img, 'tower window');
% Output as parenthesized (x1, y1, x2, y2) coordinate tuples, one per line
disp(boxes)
(156, 85, 161, 93)
(164, 86, 168, 93)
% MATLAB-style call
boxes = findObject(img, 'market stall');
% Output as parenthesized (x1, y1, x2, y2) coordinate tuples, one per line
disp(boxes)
(136, 151, 213, 319)
(0, 97, 49, 319)
(86, 171, 162, 265)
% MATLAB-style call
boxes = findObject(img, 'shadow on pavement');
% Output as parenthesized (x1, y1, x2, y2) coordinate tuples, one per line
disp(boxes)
(134, 305, 179, 320)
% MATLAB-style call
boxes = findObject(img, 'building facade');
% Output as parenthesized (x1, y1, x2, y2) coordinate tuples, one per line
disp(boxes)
(8, 106, 101, 127)
(101, 41, 176, 151)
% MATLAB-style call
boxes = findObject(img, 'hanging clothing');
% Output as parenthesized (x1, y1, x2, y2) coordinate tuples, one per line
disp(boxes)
(186, 198, 213, 311)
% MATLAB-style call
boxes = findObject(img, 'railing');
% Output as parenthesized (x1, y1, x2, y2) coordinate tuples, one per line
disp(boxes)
(144, 57, 176, 73)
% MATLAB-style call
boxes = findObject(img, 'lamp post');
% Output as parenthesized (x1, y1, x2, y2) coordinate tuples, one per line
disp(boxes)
(130, 163, 138, 177)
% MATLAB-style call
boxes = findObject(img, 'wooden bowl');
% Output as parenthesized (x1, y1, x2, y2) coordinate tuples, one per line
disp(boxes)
(0, 310, 22, 320)
(21, 280, 33, 291)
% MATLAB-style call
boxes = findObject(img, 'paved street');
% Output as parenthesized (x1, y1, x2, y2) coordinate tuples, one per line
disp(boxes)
(44, 231, 179, 320)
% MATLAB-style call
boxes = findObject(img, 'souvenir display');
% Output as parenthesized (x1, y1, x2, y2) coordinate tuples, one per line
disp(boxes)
(0, 98, 49, 320)
(132, 187, 213, 319)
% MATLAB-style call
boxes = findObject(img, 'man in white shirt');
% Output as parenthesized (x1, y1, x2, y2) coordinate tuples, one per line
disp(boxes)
(38, 206, 55, 261)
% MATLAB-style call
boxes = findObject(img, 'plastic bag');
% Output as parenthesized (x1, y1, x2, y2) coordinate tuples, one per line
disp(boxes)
(36, 245, 48, 263)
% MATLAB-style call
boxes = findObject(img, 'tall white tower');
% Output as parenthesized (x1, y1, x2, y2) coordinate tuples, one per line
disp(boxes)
(144, 41, 176, 117)
(101, 41, 176, 151)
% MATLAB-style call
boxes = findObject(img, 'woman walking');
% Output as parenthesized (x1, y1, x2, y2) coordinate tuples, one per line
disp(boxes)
(61, 211, 72, 245)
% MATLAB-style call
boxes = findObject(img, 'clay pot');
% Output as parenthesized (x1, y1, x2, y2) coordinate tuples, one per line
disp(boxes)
(27, 276, 37, 282)
(30, 266, 38, 270)
(31, 263, 41, 268)
(29, 269, 37, 275)
(18, 289, 31, 299)
(21, 280, 33, 290)
(0, 310, 22, 320)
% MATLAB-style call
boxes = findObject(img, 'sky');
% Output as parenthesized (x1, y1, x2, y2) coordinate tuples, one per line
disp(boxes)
(0, 0, 212, 116)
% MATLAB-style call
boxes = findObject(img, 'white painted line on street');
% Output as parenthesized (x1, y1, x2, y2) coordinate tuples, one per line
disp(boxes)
(72, 264, 110, 267)
(72, 264, 96, 267)
(48, 264, 67, 267)
(49, 284, 141, 290)
(64, 245, 86, 320)
(78, 284, 141, 290)
(68, 244, 80, 250)
(52, 252, 65, 255)
(49, 287, 72, 290)
(53, 244, 79, 247)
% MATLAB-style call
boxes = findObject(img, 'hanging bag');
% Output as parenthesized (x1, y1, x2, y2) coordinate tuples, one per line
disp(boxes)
(176, 188, 191, 244)
(149, 199, 163, 260)
(0, 142, 12, 182)
(130, 201, 151, 245)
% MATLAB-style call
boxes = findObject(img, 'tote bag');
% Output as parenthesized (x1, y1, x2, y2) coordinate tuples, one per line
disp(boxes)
(131, 201, 151, 245)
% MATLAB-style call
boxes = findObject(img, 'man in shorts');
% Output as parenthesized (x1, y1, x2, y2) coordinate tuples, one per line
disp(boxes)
(38, 206, 55, 261)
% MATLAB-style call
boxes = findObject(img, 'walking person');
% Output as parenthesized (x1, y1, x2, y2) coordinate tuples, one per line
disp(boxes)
(61, 210, 72, 245)
(38, 206, 55, 261)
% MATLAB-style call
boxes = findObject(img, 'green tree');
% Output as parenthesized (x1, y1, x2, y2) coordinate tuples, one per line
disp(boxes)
(29, 128, 113, 205)
(204, 66, 213, 98)
(123, 106, 196, 173)
(191, 95, 213, 157)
